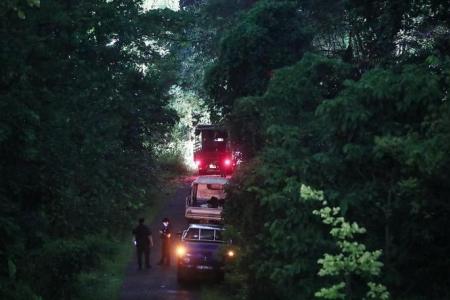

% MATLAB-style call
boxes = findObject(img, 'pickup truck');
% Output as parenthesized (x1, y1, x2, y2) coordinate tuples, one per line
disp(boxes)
(185, 176, 229, 223)
(176, 223, 235, 282)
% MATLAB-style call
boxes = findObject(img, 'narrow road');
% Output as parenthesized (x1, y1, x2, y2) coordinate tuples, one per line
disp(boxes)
(120, 176, 201, 300)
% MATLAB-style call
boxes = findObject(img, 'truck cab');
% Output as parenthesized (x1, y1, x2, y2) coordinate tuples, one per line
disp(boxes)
(185, 176, 228, 223)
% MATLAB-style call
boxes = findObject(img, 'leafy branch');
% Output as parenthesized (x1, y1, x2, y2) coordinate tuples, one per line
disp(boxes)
(311, 195, 389, 300)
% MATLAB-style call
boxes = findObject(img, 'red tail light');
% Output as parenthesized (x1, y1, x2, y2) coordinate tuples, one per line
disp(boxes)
(223, 158, 231, 166)
(195, 160, 201, 167)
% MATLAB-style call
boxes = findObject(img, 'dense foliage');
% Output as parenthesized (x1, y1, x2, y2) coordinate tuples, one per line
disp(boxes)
(195, 0, 450, 299)
(0, 1, 185, 299)
(204, 0, 312, 114)
(2, 0, 450, 299)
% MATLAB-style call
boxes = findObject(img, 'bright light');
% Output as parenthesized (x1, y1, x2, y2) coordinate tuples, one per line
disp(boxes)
(176, 246, 187, 257)
(195, 160, 201, 167)
(143, 0, 179, 11)
(224, 159, 231, 166)
(227, 250, 235, 257)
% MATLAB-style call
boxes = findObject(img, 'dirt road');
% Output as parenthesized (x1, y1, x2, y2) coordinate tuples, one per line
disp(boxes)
(120, 176, 201, 300)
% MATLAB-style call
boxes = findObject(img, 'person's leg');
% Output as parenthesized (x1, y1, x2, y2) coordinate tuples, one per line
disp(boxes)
(145, 247, 150, 268)
(161, 241, 169, 265)
(137, 247, 143, 270)
(165, 241, 171, 266)
(158, 241, 165, 265)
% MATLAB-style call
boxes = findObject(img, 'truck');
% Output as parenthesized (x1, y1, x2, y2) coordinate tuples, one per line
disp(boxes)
(175, 223, 235, 282)
(185, 176, 228, 223)
(193, 124, 235, 175)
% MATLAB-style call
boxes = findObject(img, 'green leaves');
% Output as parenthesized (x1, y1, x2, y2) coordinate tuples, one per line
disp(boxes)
(315, 282, 346, 300)
(314, 201, 388, 299)
(300, 184, 324, 202)
(365, 282, 390, 300)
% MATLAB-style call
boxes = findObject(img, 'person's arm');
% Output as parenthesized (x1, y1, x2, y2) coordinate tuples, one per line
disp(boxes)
(149, 234, 154, 247)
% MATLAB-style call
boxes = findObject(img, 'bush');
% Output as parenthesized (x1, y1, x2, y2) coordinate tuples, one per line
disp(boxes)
(30, 236, 115, 299)
(156, 151, 190, 175)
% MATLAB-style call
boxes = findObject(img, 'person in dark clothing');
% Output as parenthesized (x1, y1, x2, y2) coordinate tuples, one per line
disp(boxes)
(132, 218, 154, 270)
(207, 196, 219, 208)
(158, 217, 172, 266)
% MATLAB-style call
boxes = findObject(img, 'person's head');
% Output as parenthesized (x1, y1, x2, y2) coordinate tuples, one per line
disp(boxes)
(162, 217, 169, 226)
(139, 218, 145, 224)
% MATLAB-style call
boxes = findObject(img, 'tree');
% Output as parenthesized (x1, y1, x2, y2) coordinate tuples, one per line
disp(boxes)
(0, 1, 183, 298)
(223, 43, 450, 300)
(313, 201, 389, 300)
(204, 0, 313, 115)
(224, 54, 354, 299)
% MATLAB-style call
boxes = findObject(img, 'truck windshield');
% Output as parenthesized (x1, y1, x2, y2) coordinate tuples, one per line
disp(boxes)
(183, 228, 224, 242)
(194, 183, 225, 208)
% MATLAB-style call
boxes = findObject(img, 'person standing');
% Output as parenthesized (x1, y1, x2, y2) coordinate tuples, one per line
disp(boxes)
(158, 217, 172, 266)
(132, 217, 154, 270)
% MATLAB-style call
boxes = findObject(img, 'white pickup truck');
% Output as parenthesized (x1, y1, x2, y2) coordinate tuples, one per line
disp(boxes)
(185, 176, 229, 223)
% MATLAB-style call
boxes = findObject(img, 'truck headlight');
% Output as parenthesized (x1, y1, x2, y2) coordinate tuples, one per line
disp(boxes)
(176, 246, 187, 257)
